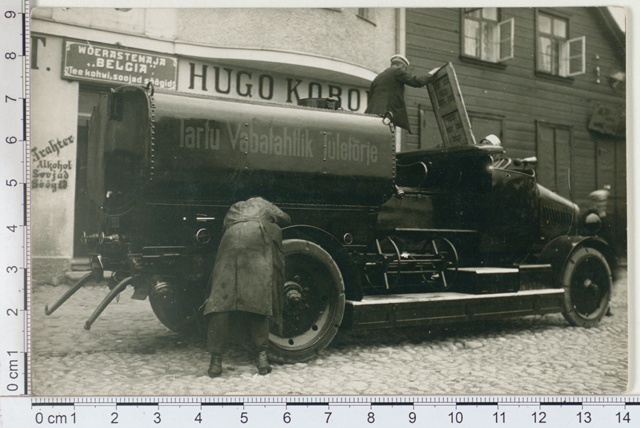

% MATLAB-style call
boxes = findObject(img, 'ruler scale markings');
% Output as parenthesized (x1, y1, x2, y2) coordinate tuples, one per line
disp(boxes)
(116, 402, 159, 407)
(21, 10, 26, 57)
(23, 64, 30, 399)
(1, 0, 26, 398)
(22, 97, 26, 141)
(33, 402, 75, 407)
(24, 0, 31, 399)
(22, 350, 27, 394)
(15, 396, 640, 426)
(541, 401, 583, 406)
(286, 402, 330, 406)
(201, 402, 244, 406)
(371, 402, 414, 406)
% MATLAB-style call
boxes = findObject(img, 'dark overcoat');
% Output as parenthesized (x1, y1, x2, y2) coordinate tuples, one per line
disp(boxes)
(203, 197, 291, 330)
(365, 66, 429, 133)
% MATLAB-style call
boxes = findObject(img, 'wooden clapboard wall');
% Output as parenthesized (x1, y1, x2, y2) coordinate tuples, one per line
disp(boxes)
(404, 7, 626, 253)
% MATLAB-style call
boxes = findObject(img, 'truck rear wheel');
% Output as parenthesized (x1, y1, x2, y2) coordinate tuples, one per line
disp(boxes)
(561, 247, 612, 328)
(269, 239, 345, 363)
(149, 276, 204, 335)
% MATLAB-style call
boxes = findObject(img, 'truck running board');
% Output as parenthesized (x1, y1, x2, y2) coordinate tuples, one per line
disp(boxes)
(342, 288, 565, 330)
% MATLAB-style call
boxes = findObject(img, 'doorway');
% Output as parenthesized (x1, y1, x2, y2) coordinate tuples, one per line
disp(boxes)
(73, 87, 108, 258)
(595, 136, 627, 257)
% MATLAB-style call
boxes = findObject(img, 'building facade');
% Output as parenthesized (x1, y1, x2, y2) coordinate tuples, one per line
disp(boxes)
(30, 7, 626, 280)
(402, 7, 626, 255)
(30, 7, 400, 279)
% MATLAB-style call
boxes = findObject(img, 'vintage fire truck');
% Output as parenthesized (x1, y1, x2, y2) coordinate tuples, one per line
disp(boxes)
(45, 64, 615, 363)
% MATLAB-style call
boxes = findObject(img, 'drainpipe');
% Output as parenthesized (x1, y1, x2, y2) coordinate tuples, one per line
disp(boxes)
(395, 8, 406, 153)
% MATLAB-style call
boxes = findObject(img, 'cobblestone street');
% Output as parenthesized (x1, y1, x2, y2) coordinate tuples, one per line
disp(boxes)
(31, 269, 628, 397)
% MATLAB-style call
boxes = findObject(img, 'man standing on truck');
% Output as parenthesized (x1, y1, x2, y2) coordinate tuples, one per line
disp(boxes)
(203, 196, 291, 377)
(365, 54, 434, 134)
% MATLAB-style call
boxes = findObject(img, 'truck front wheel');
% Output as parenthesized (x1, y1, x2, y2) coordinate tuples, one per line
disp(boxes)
(561, 247, 612, 328)
(269, 239, 346, 363)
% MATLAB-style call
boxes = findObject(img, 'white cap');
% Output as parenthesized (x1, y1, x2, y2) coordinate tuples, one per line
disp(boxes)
(480, 134, 502, 146)
(390, 54, 410, 67)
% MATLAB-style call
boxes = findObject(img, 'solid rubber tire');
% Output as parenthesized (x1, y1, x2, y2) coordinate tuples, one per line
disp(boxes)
(561, 246, 612, 328)
(268, 239, 345, 363)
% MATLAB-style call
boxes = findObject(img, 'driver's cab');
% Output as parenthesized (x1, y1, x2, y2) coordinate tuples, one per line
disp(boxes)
(488, 142, 538, 179)
(381, 62, 543, 262)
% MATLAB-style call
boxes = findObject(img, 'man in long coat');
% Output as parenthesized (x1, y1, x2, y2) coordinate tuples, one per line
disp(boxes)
(365, 54, 432, 134)
(204, 196, 291, 377)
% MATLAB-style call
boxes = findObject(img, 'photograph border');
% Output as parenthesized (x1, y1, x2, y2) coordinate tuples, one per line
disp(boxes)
(19, 0, 639, 404)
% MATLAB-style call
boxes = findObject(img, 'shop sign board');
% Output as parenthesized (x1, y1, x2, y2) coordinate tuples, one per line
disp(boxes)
(62, 39, 178, 89)
(180, 59, 369, 112)
(588, 102, 626, 137)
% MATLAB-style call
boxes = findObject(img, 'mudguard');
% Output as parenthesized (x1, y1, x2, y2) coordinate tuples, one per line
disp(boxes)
(283, 225, 363, 301)
(537, 235, 617, 285)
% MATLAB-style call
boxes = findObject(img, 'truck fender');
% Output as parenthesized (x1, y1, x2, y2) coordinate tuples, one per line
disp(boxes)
(283, 225, 363, 300)
(537, 235, 616, 285)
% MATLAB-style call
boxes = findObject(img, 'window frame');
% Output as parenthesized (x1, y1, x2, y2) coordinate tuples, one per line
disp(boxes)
(357, 8, 375, 25)
(535, 9, 585, 78)
(563, 35, 586, 77)
(497, 18, 515, 62)
(468, 111, 505, 145)
(460, 8, 514, 64)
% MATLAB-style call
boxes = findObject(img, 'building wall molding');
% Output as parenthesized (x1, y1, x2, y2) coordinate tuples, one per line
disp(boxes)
(33, 18, 377, 87)
(174, 42, 377, 86)
(32, 18, 177, 55)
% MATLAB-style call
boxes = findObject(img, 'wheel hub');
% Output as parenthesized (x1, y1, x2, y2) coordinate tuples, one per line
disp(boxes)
(285, 279, 304, 302)
(582, 278, 598, 292)
(282, 275, 315, 336)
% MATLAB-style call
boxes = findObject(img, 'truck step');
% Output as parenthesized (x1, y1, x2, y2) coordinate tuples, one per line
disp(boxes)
(343, 288, 565, 330)
(456, 267, 519, 294)
(455, 264, 554, 294)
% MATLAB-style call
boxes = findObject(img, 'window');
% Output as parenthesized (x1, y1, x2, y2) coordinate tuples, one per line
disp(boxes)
(462, 8, 514, 63)
(536, 121, 572, 198)
(469, 113, 504, 144)
(536, 11, 585, 77)
(357, 8, 374, 24)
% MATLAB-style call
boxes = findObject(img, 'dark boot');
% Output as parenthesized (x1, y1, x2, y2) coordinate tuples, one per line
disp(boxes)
(257, 351, 272, 375)
(208, 354, 222, 378)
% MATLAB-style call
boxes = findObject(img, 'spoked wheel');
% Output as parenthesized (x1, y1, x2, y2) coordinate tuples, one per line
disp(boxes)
(428, 237, 459, 291)
(561, 247, 612, 328)
(364, 237, 402, 290)
(269, 239, 345, 363)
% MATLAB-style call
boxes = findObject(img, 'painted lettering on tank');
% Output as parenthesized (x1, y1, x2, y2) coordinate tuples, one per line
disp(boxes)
(179, 119, 221, 150)
(323, 132, 378, 166)
(178, 119, 379, 165)
(228, 122, 313, 158)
